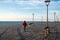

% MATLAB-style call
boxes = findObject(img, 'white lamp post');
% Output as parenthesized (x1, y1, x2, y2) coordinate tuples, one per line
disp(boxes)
(54, 12, 56, 22)
(32, 13, 34, 23)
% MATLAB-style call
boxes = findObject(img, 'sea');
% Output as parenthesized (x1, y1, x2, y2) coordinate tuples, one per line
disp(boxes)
(0, 21, 55, 26)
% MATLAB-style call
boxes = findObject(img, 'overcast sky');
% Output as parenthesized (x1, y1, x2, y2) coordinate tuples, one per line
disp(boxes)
(0, 0, 60, 21)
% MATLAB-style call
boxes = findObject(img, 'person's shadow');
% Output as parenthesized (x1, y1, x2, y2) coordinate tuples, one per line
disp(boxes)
(17, 27, 25, 40)
(0, 28, 8, 39)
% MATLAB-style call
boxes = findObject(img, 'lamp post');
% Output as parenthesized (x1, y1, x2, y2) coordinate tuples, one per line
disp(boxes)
(44, 0, 50, 27)
(41, 16, 43, 22)
(32, 13, 34, 23)
(54, 12, 56, 22)
(41, 16, 43, 24)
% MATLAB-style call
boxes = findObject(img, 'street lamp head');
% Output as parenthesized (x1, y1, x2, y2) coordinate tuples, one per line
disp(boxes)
(45, 0, 50, 6)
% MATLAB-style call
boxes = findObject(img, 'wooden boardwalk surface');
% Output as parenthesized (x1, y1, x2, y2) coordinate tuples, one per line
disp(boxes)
(0, 23, 60, 40)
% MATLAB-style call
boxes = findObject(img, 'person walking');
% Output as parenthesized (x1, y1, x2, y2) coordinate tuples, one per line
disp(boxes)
(22, 21, 27, 32)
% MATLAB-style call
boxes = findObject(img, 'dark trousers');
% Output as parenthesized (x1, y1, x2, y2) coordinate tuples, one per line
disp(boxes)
(24, 27, 26, 32)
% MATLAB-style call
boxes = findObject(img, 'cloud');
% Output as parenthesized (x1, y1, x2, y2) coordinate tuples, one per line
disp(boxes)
(2, 0, 60, 7)
(15, 0, 60, 10)
(2, 0, 13, 3)
(0, 0, 60, 21)
(2, 0, 43, 6)
(14, 0, 45, 10)
(52, 0, 60, 1)
(15, 1, 41, 6)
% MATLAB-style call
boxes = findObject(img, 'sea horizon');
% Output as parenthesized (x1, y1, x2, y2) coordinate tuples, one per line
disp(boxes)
(0, 21, 59, 26)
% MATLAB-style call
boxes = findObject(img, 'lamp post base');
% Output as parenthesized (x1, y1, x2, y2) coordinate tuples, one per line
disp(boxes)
(44, 25, 50, 38)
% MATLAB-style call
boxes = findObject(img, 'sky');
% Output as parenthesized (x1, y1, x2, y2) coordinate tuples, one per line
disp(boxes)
(0, 0, 60, 21)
